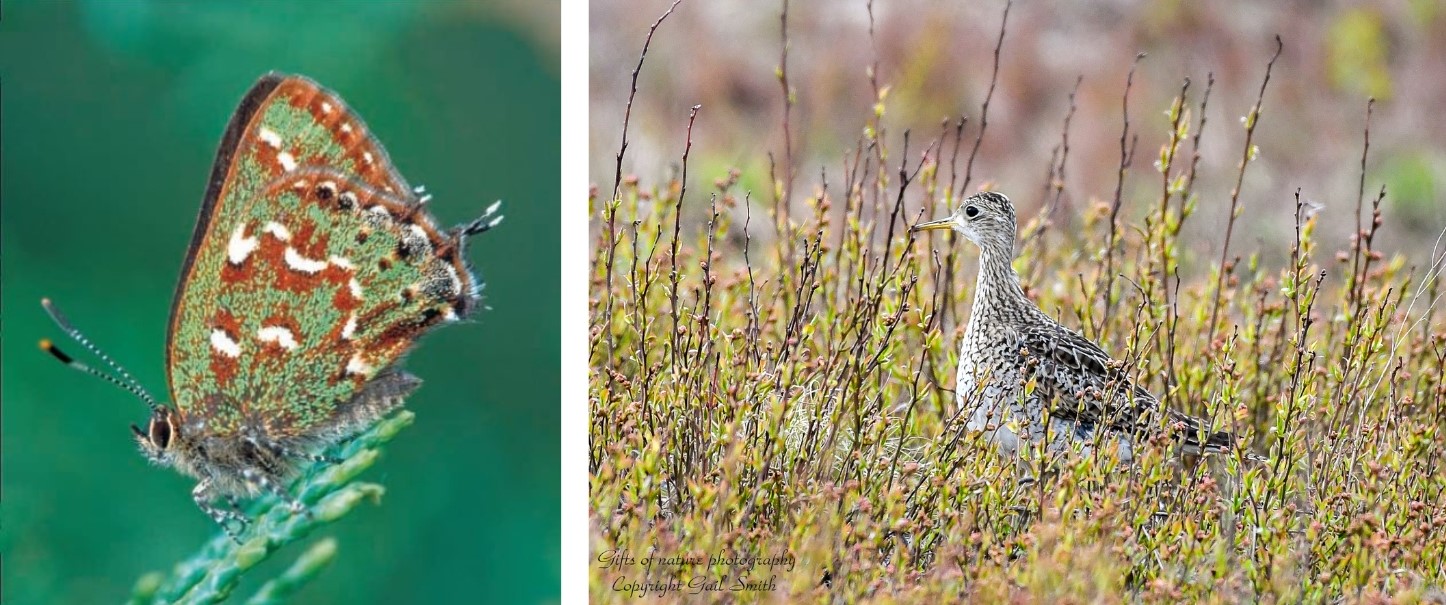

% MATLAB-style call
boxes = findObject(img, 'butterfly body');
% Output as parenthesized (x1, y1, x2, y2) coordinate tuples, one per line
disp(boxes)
(44, 73, 501, 537)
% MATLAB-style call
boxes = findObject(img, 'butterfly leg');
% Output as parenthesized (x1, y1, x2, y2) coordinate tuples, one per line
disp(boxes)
(242, 467, 309, 516)
(225, 495, 248, 518)
(247, 434, 343, 467)
(193, 479, 248, 541)
(273, 442, 343, 466)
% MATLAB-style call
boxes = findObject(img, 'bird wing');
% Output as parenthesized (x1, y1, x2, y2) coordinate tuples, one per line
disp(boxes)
(1018, 322, 1233, 452)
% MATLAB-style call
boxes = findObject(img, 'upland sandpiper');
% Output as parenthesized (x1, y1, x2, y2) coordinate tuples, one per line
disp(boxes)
(913, 191, 1245, 463)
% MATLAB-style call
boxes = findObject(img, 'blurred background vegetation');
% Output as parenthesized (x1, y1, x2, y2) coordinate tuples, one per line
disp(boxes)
(590, 0, 1446, 265)
(1, 1, 558, 603)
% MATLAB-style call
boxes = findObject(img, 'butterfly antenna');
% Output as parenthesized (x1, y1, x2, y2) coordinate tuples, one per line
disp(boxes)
(462, 200, 505, 237)
(40, 298, 164, 413)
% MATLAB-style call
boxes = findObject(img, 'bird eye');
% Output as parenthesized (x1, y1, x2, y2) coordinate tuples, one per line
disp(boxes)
(965, 205, 979, 218)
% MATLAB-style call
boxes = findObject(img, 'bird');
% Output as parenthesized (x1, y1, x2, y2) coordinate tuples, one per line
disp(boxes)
(911, 191, 1248, 464)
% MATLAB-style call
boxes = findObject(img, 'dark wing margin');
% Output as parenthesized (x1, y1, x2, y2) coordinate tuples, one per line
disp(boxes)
(165, 72, 286, 373)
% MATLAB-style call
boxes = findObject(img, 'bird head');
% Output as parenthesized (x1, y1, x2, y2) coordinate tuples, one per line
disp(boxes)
(911, 191, 1017, 254)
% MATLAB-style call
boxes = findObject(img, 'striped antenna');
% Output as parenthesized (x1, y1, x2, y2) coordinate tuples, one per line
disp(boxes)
(40, 298, 163, 413)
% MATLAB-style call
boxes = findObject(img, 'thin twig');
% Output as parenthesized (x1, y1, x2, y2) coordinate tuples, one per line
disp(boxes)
(1206, 35, 1282, 341)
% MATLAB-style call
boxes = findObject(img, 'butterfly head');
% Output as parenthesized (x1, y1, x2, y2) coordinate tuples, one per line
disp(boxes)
(132, 407, 180, 464)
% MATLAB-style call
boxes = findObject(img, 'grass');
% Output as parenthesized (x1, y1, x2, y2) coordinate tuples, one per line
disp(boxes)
(588, 3, 1446, 602)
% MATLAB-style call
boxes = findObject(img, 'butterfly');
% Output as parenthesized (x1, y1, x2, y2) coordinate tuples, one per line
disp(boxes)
(41, 73, 502, 540)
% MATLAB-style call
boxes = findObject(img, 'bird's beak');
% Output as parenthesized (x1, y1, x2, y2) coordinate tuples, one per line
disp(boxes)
(911, 217, 954, 233)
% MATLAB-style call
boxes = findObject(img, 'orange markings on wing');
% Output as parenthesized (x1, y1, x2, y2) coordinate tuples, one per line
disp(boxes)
(260, 313, 303, 336)
(356, 300, 401, 334)
(291, 220, 331, 259)
(252, 140, 285, 178)
(205, 310, 244, 387)
(210, 353, 238, 388)
(326, 367, 368, 390)
(286, 79, 403, 195)
(212, 309, 243, 335)
(332, 283, 361, 313)
(220, 253, 255, 284)
(279, 79, 321, 116)
(251, 236, 342, 294)
(319, 311, 357, 345)
(258, 314, 304, 357)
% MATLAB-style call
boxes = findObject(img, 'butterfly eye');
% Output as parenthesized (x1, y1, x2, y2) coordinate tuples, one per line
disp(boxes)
(148, 415, 173, 450)
(965, 205, 980, 218)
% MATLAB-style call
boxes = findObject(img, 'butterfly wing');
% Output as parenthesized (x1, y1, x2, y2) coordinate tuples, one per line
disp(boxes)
(166, 74, 481, 439)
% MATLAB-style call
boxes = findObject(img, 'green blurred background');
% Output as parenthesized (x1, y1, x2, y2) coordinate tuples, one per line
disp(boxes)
(0, 1, 558, 603)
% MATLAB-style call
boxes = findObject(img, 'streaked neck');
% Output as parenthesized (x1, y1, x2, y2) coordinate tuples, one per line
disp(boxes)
(970, 244, 1031, 318)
